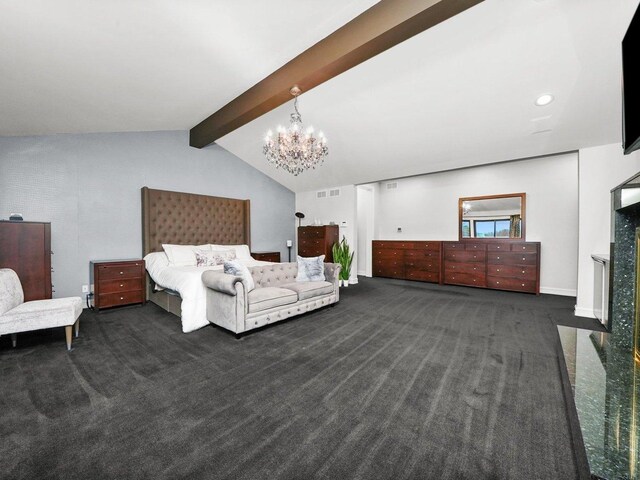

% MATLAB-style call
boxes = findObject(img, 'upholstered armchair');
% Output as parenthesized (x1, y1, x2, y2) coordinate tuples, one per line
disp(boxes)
(0, 269, 82, 351)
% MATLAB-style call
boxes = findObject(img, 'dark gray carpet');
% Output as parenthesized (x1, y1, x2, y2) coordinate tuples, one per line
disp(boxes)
(0, 277, 590, 479)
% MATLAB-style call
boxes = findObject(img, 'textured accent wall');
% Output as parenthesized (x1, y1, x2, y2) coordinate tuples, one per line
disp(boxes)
(0, 130, 295, 299)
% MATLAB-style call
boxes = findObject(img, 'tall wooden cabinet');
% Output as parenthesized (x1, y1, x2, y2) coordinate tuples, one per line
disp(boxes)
(0, 221, 52, 301)
(297, 226, 339, 262)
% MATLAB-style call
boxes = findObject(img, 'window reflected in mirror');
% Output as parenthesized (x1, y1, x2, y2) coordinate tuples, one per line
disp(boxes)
(460, 193, 525, 240)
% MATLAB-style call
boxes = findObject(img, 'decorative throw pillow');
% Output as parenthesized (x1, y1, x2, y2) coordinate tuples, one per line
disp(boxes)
(296, 255, 325, 282)
(195, 249, 236, 267)
(224, 259, 255, 291)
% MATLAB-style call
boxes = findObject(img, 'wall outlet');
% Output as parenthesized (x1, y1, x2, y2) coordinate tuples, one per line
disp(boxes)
(397, 227, 402, 233)
(81, 285, 89, 293)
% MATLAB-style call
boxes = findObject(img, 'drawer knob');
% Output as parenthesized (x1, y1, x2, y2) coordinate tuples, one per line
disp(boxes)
(120, 297, 124, 300)
(497, 256, 500, 259)
(522, 284, 525, 287)
(473, 267, 477, 270)
(497, 281, 500, 284)
(497, 269, 500, 272)
(522, 257, 526, 261)
(120, 284, 124, 287)
(473, 255, 476, 258)
(522, 247, 526, 250)
(120, 272, 124, 275)
(497, 246, 501, 249)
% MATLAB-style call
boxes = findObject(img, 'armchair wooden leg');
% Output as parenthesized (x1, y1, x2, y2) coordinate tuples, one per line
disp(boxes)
(10, 333, 17, 348)
(74, 319, 80, 338)
(65, 326, 72, 351)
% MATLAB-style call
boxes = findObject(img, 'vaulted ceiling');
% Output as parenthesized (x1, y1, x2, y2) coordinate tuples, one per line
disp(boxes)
(2, 0, 639, 193)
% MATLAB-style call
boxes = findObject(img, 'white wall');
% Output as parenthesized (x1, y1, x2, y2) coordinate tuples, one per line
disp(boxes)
(575, 143, 640, 317)
(295, 185, 358, 283)
(375, 153, 579, 295)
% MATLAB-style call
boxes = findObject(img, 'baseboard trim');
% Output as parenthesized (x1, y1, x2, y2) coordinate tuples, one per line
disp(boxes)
(574, 306, 596, 319)
(539, 287, 577, 297)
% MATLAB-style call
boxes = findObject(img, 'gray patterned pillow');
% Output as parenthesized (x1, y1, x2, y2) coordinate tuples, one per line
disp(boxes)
(296, 255, 325, 282)
(224, 259, 255, 291)
(195, 249, 236, 267)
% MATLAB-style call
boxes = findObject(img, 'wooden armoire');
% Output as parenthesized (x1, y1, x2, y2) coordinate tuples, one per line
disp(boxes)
(0, 221, 52, 301)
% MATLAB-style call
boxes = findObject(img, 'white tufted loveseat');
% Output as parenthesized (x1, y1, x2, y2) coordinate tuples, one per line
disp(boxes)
(201, 262, 340, 335)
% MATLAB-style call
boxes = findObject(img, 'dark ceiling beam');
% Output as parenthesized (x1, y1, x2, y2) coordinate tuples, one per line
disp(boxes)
(189, 0, 484, 148)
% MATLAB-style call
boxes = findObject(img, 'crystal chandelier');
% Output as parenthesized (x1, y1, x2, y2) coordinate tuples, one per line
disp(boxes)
(263, 86, 328, 176)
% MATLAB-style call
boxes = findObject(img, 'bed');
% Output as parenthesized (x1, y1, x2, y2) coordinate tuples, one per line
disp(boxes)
(141, 187, 272, 332)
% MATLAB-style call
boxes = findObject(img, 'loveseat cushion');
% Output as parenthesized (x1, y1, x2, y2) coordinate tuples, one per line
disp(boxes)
(247, 287, 298, 313)
(281, 281, 333, 301)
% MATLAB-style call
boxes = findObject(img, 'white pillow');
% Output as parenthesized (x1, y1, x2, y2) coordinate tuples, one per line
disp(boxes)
(210, 244, 252, 260)
(162, 244, 211, 266)
(143, 251, 170, 271)
(224, 259, 255, 291)
(296, 255, 325, 282)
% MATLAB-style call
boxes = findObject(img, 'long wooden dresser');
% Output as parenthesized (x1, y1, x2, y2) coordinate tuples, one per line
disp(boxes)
(373, 240, 540, 294)
(372, 241, 441, 283)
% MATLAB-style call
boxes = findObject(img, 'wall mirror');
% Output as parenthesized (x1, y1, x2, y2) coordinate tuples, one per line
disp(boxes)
(459, 193, 526, 240)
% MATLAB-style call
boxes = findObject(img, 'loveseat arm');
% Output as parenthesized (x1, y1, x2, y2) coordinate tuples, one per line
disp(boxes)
(201, 271, 244, 296)
(324, 263, 341, 285)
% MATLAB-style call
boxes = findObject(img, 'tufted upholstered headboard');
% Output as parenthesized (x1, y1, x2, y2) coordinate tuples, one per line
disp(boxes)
(141, 187, 251, 256)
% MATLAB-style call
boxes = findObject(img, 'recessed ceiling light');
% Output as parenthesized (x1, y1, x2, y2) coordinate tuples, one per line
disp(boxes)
(535, 94, 554, 106)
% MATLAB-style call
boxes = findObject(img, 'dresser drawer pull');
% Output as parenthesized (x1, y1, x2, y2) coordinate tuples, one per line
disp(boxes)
(497, 257, 500, 260)
(120, 297, 124, 300)
(120, 272, 124, 275)
(522, 270, 525, 274)
(522, 247, 526, 250)
(496, 281, 500, 284)
(120, 284, 124, 287)
(496, 269, 500, 272)
(522, 284, 525, 287)
(522, 257, 526, 261)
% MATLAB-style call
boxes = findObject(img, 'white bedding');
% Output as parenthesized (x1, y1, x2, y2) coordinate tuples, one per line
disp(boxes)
(144, 252, 271, 333)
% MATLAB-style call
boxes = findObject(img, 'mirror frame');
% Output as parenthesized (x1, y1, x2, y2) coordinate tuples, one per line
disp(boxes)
(458, 192, 526, 241)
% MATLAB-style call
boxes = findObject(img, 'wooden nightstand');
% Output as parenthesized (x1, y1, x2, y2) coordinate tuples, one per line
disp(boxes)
(251, 251, 281, 262)
(90, 259, 145, 311)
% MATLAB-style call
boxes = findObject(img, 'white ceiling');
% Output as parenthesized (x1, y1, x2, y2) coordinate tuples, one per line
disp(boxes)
(2, 0, 639, 193)
(0, 0, 377, 136)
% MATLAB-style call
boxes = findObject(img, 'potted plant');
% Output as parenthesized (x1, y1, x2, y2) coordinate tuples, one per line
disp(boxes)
(332, 236, 355, 287)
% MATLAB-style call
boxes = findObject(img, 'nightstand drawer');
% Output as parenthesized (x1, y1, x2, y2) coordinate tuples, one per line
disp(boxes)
(98, 290, 143, 309)
(97, 263, 143, 280)
(99, 278, 143, 294)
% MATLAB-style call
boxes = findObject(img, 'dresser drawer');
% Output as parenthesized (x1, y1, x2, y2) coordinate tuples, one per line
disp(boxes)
(99, 278, 143, 294)
(487, 252, 537, 265)
(464, 242, 487, 251)
(405, 269, 439, 283)
(444, 250, 486, 263)
(97, 290, 144, 309)
(444, 242, 464, 251)
(404, 249, 440, 261)
(373, 265, 404, 279)
(444, 272, 486, 287)
(444, 262, 484, 275)
(410, 241, 441, 252)
(405, 260, 440, 273)
(487, 264, 537, 280)
(373, 249, 404, 259)
(487, 243, 510, 252)
(486, 276, 536, 293)
(97, 263, 143, 280)
(374, 258, 404, 268)
(298, 227, 325, 239)
(510, 243, 538, 253)
(298, 246, 323, 257)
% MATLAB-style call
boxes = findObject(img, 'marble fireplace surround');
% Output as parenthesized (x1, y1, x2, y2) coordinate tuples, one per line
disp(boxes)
(610, 172, 640, 349)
